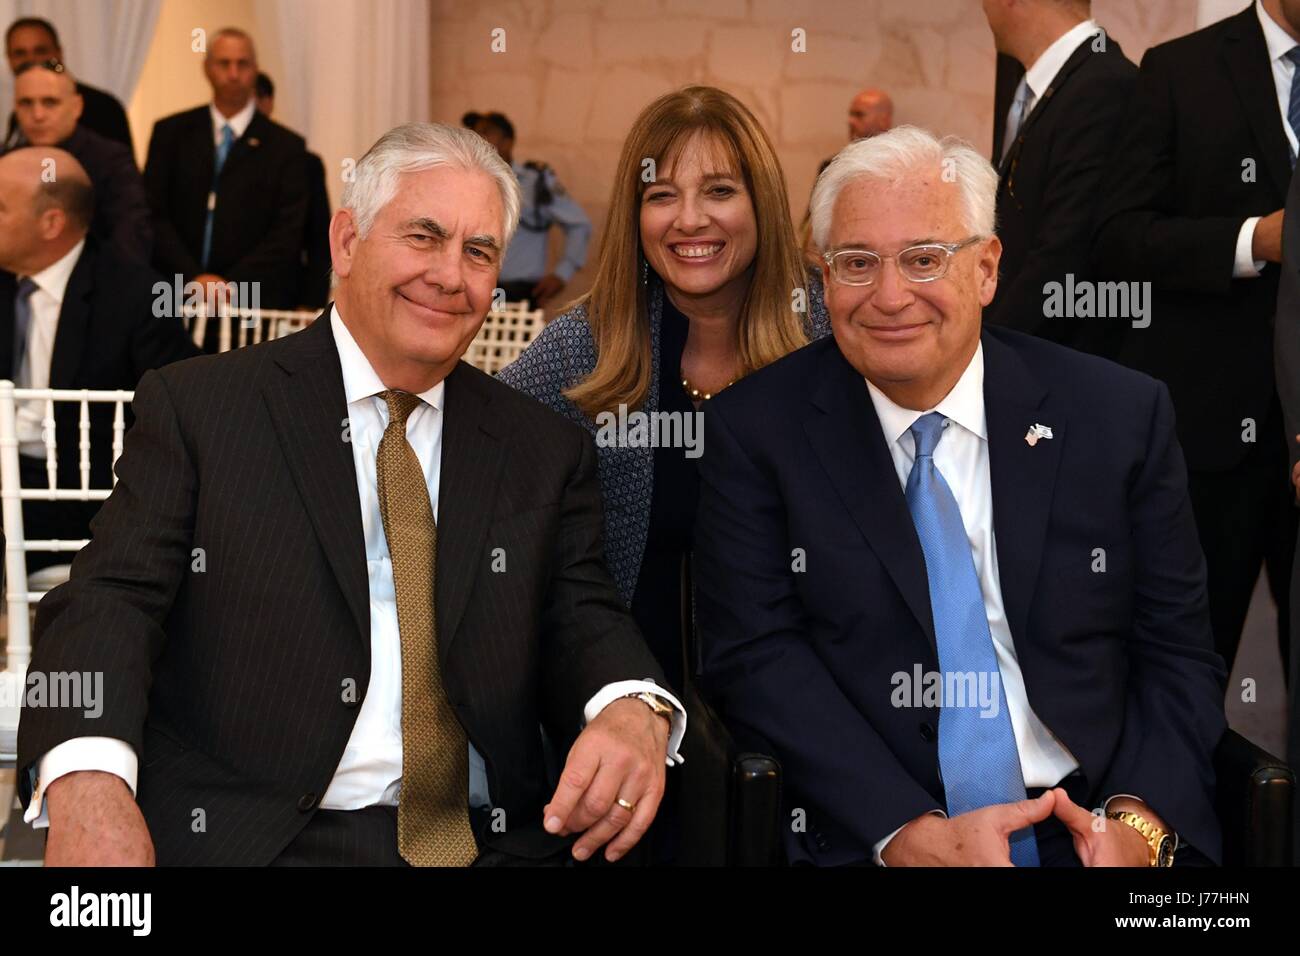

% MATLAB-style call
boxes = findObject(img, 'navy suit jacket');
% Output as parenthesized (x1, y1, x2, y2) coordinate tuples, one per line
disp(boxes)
(694, 326, 1227, 865)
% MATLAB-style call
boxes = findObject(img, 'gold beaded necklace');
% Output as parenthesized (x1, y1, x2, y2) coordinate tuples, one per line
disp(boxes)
(680, 372, 735, 401)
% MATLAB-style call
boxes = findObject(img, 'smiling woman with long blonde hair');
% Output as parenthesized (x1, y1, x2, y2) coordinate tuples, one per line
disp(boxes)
(499, 92, 830, 853)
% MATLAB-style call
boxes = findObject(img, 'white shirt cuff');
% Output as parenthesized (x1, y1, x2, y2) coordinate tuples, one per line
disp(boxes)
(583, 679, 686, 766)
(1234, 217, 1265, 277)
(23, 736, 139, 829)
(873, 809, 946, 866)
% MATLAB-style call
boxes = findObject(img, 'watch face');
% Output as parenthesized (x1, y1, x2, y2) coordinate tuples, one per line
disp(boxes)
(1156, 836, 1175, 868)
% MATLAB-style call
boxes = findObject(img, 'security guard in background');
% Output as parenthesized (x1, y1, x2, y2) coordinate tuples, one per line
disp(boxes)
(464, 110, 591, 307)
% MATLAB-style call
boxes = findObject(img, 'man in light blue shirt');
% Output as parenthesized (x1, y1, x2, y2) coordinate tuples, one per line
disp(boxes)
(465, 111, 591, 307)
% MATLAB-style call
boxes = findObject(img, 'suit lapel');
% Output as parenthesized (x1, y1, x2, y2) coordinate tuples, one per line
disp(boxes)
(802, 343, 937, 656)
(219, 111, 267, 183)
(435, 363, 509, 663)
(191, 108, 215, 194)
(999, 36, 1101, 179)
(48, 241, 94, 388)
(1223, 8, 1292, 199)
(263, 312, 370, 643)
(982, 331, 1065, 652)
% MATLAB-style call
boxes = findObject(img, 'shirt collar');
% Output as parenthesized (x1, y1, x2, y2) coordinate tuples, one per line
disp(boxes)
(1023, 19, 1101, 99)
(209, 98, 257, 140)
(865, 341, 987, 447)
(24, 237, 86, 305)
(329, 303, 445, 412)
(1256, 0, 1297, 64)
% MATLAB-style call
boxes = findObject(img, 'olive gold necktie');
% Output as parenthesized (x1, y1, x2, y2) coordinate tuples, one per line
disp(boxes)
(376, 389, 478, 866)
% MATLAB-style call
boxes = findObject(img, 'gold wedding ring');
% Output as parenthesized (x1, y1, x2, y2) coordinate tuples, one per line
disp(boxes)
(616, 798, 636, 813)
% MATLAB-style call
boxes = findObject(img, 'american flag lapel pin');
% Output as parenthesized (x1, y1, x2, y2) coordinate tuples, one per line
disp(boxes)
(1024, 423, 1053, 447)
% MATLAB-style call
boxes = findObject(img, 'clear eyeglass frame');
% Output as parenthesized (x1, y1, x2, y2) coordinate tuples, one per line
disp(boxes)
(822, 236, 984, 286)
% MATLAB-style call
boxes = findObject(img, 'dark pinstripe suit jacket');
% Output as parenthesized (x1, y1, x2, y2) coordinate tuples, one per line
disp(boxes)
(17, 310, 664, 865)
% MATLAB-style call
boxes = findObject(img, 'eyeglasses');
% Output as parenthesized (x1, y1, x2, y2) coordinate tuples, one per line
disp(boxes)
(14, 58, 66, 77)
(822, 236, 984, 286)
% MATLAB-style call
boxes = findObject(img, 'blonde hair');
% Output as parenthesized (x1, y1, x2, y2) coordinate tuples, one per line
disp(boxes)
(565, 86, 809, 418)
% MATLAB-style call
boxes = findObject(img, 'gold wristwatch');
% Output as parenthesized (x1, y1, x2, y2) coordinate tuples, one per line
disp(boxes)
(623, 691, 674, 725)
(1105, 810, 1176, 867)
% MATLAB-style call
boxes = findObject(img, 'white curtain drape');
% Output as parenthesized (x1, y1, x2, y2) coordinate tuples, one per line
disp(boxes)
(257, 0, 430, 210)
(0, 0, 161, 112)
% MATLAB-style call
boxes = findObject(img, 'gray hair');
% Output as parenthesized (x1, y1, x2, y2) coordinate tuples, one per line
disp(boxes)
(207, 27, 257, 63)
(809, 125, 997, 251)
(342, 122, 521, 247)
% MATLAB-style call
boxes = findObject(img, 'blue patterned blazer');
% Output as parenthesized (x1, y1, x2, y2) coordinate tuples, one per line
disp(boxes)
(498, 272, 833, 604)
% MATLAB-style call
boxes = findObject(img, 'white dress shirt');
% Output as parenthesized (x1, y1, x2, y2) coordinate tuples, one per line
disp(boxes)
(1000, 19, 1099, 161)
(868, 344, 1078, 863)
(14, 238, 85, 458)
(25, 304, 684, 828)
(1234, 0, 1299, 278)
(208, 99, 256, 146)
(1018, 18, 1103, 120)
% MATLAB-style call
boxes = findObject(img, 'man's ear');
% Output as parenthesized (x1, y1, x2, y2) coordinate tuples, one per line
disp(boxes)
(37, 206, 66, 242)
(329, 207, 359, 279)
(978, 234, 1001, 307)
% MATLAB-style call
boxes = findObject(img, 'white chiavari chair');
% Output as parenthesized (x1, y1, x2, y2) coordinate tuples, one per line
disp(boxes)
(0, 381, 132, 758)
(185, 299, 543, 373)
(466, 300, 544, 375)
(183, 303, 320, 352)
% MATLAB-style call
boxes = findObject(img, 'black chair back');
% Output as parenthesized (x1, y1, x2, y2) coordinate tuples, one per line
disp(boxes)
(1214, 729, 1293, 866)
(677, 552, 783, 865)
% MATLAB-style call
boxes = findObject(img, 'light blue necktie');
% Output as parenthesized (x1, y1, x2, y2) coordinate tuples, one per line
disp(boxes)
(12, 277, 37, 386)
(1285, 47, 1300, 168)
(1000, 76, 1033, 164)
(200, 123, 236, 269)
(904, 412, 1039, 866)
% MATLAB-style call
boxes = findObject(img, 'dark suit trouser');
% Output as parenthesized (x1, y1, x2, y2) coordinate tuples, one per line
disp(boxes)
(269, 805, 573, 867)
(271, 806, 409, 866)
(1186, 400, 1296, 676)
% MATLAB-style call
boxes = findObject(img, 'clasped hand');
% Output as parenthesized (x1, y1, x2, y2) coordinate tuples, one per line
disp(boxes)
(883, 789, 1153, 866)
